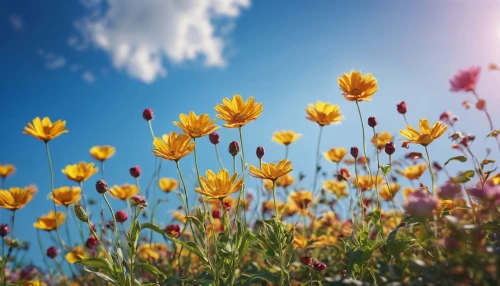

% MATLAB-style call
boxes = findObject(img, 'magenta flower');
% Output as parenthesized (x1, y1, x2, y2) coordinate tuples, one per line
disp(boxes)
(438, 181, 462, 199)
(449, 66, 481, 92)
(404, 191, 438, 219)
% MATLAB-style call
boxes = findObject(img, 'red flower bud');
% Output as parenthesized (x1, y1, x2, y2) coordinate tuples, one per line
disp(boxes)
(384, 142, 396, 155)
(350, 147, 359, 158)
(0, 224, 9, 237)
(165, 224, 181, 238)
(228, 141, 239, 157)
(209, 132, 220, 145)
(300, 256, 312, 265)
(142, 108, 154, 121)
(256, 146, 265, 159)
(397, 101, 407, 114)
(367, 116, 377, 128)
(312, 261, 327, 271)
(212, 209, 221, 219)
(95, 180, 108, 194)
(115, 210, 128, 223)
(129, 166, 141, 178)
(85, 236, 99, 249)
(46, 246, 59, 259)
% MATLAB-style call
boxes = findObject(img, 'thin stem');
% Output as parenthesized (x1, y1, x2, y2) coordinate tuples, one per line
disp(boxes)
(312, 126, 324, 194)
(36, 230, 52, 274)
(45, 142, 65, 249)
(424, 146, 435, 196)
(1, 211, 16, 285)
(147, 120, 156, 140)
(175, 161, 198, 245)
(272, 181, 279, 221)
(215, 145, 224, 169)
(372, 128, 384, 238)
(354, 161, 365, 232)
(355, 101, 373, 183)
(64, 207, 73, 247)
(471, 90, 500, 152)
(102, 194, 122, 250)
(238, 127, 247, 224)
(79, 182, 88, 214)
(100, 161, 105, 180)
(403, 114, 409, 126)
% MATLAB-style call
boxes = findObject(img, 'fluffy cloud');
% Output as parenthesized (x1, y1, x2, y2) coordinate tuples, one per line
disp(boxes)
(75, 0, 250, 83)
(82, 71, 96, 83)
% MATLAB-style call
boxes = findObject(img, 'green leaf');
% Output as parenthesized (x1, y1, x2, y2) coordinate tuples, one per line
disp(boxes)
(387, 238, 413, 256)
(135, 263, 166, 280)
(462, 170, 475, 178)
(347, 248, 373, 272)
(482, 159, 496, 166)
(76, 258, 112, 271)
(380, 165, 391, 175)
(241, 270, 280, 286)
(444, 156, 467, 166)
(451, 170, 475, 183)
(82, 266, 118, 285)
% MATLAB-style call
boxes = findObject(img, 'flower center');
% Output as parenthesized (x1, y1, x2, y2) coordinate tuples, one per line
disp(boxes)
(233, 113, 247, 122)
(349, 88, 362, 95)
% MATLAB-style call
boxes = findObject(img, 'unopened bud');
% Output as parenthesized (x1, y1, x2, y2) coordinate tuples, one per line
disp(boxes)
(384, 142, 396, 155)
(367, 116, 377, 128)
(229, 141, 239, 157)
(129, 166, 141, 178)
(95, 180, 108, 194)
(350, 147, 359, 158)
(209, 132, 220, 145)
(397, 101, 407, 114)
(256, 146, 265, 159)
(74, 203, 89, 223)
(142, 108, 154, 121)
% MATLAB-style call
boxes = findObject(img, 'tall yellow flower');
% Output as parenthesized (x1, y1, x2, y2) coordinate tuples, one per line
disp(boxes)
(288, 190, 314, 215)
(398, 164, 427, 180)
(108, 184, 139, 200)
(23, 117, 68, 142)
(0, 164, 15, 178)
(323, 180, 348, 198)
(337, 70, 378, 102)
(371, 131, 393, 149)
(248, 159, 293, 181)
(33, 211, 65, 231)
(272, 130, 302, 146)
(399, 118, 448, 146)
(195, 169, 243, 199)
(379, 183, 401, 201)
(0, 187, 34, 211)
(159, 178, 179, 193)
(49, 186, 82, 206)
(152, 132, 195, 162)
(173, 111, 219, 138)
(65, 246, 86, 263)
(214, 94, 263, 128)
(305, 101, 344, 126)
(89, 145, 116, 161)
(61, 162, 98, 183)
(323, 147, 347, 163)
(276, 174, 295, 188)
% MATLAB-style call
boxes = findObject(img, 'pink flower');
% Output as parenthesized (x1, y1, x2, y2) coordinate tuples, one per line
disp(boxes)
(438, 181, 462, 199)
(404, 191, 438, 219)
(449, 66, 481, 92)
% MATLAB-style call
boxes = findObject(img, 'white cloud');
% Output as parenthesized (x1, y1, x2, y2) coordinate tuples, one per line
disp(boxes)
(82, 71, 96, 83)
(38, 50, 67, 69)
(9, 14, 24, 31)
(75, 0, 250, 83)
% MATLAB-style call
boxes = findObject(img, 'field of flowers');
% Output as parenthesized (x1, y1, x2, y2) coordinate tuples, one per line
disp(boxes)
(1, 68, 500, 285)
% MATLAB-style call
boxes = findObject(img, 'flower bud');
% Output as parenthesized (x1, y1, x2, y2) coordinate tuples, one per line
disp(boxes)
(209, 132, 220, 145)
(212, 209, 221, 219)
(46, 246, 59, 259)
(350, 147, 359, 158)
(115, 210, 128, 223)
(85, 236, 99, 249)
(165, 224, 181, 238)
(367, 116, 377, 128)
(95, 180, 108, 194)
(300, 256, 312, 265)
(476, 99, 486, 110)
(312, 261, 327, 271)
(129, 166, 141, 178)
(228, 141, 239, 157)
(131, 195, 147, 209)
(74, 203, 89, 223)
(142, 108, 153, 121)
(397, 101, 407, 114)
(89, 222, 97, 233)
(384, 142, 396, 155)
(256, 146, 265, 159)
(0, 224, 9, 237)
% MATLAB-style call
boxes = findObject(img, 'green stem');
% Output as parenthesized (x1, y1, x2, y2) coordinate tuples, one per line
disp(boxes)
(238, 127, 247, 224)
(175, 161, 198, 244)
(372, 128, 384, 237)
(102, 194, 122, 250)
(100, 161, 105, 180)
(64, 207, 73, 247)
(36, 230, 52, 274)
(424, 146, 435, 196)
(354, 161, 365, 232)
(147, 120, 156, 140)
(215, 145, 224, 169)
(1, 211, 16, 285)
(312, 126, 324, 194)
(403, 114, 409, 126)
(355, 101, 373, 183)
(45, 142, 65, 250)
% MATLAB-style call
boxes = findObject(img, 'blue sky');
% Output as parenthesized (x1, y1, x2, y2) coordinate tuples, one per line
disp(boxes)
(1, 0, 500, 271)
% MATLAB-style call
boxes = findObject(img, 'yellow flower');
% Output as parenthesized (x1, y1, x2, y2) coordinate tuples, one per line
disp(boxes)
(137, 243, 167, 260)
(288, 190, 313, 215)
(489, 173, 500, 185)
(276, 174, 295, 188)
(398, 164, 427, 180)
(89, 145, 116, 161)
(352, 175, 383, 192)
(49, 186, 82, 206)
(379, 183, 401, 201)
(205, 196, 237, 211)
(248, 159, 293, 181)
(403, 187, 416, 198)
(173, 111, 220, 138)
(159, 178, 179, 193)
(371, 131, 393, 148)
(65, 246, 86, 263)
(323, 180, 348, 198)
(23, 281, 46, 286)
(0, 187, 34, 211)
(323, 147, 347, 163)
(272, 130, 302, 146)
(263, 179, 274, 191)
(173, 211, 187, 224)
(305, 101, 344, 126)
(195, 169, 243, 199)
(262, 200, 285, 214)
(399, 118, 448, 146)
(292, 232, 309, 249)
(439, 199, 454, 212)
(33, 211, 65, 231)
(314, 211, 337, 228)
(214, 94, 263, 128)
(108, 184, 139, 200)
(0, 164, 15, 178)
(152, 132, 195, 162)
(23, 117, 68, 142)
(61, 162, 98, 183)
(337, 70, 378, 102)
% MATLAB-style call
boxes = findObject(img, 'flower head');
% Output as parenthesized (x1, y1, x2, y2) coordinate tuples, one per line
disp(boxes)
(95, 180, 108, 194)
(115, 210, 128, 223)
(449, 66, 480, 92)
(323, 147, 347, 163)
(276, 174, 295, 188)
(159, 178, 179, 193)
(142, 108, 154, 121)
(89, 145, 116, 161)
(33, 211, 65, 231)
(438, 181, 462, 199)
(288, 190, 314, 215)
(129, 166, 141, 178)
(398, 163, 427, 180)
(0, 164, 15, 178)
(0, 187, 34, 211)
(137, 243, 166, 261)
(0, 224, 9, 237)
(152, 132, 195, 161)
(195, 169, 243, 199)
(49, 186, 81, 207)
(65, 246, 86, 263)
(209, 132, 220, 145)
(380, 183, 401, 201)
(61, 162, 98, 183)
(248, 159, 293, 181)
(272, 130, 302, 146)
(215, 94, 263, 128)
(371, 131, 393, 149)
(338, 70, 378, 102)
(23, 117, 68, 142)
(108, 184, 139, 200)
(352, 176, 383, 192)
(173, 111, 219, 138)
(256, 146, 265, 159)
(404, 191, 438, 219)
(323, 180, 348, 198)
(305, 101, 344, 126)
(46, 246, 59, 259)
(399, 118, 447, 146)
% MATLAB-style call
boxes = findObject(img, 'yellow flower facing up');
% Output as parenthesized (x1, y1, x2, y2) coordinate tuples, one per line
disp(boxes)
(371, 131, 393, 149)
(323, 147, 347, 163)
(23, 117, 68, 142)
(49, 186, 82, 206)
(89, 145, 116, 161)
(0, 164, 15, 178)
(33, 211, 65, 231)
(276, 174, 295, 188)
(337, 70, 378, 102)
(399, 118, 448, 146)
(288, 190, 314, 215)
(159, 178, 179, 193)
(152, 132, 195, 162)
(65, 246, 86, 263)
(323, 180, 348, 199)
(305, 101, 344, 126)
(272, 130, 302, 146)
(195, 169, 243, 199)
(173, 111, 220, 138)
(352, 175, 383, 192)
(109, 184, 139, 200)
(0, 187, 34, 211)
(398, 163, 427, 180)
(214, 94, 263, 128)
(61, 162, 98, 183)
(379, 183, 401, 201)
(248, 159, 293, 181)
